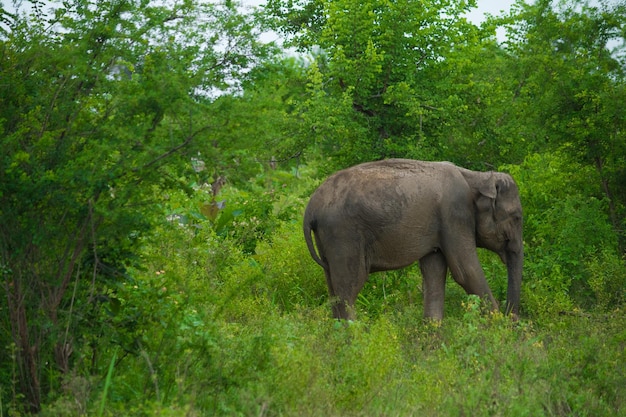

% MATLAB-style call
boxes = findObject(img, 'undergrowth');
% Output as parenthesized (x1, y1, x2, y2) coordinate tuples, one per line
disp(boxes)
(34, 216, 626, 417)
(15, 164, 626, 416)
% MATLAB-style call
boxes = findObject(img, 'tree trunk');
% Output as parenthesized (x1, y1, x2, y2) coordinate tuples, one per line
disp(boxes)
(594, 157, 622, 251)
(6, 277, 41, 413)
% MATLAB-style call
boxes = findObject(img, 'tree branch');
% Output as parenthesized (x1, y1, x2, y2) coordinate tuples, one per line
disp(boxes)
(135, 125, 213, 172)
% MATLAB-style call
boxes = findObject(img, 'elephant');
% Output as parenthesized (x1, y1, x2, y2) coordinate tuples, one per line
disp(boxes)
(303, 159, 523, 320)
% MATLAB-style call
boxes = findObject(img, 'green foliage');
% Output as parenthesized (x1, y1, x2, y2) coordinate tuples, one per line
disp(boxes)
(267, 0, 483, 167)
(200, 56, 309, 184)
(499, 0, 626, 245)
(11, 163, 624, 416)
(0, 0, 276, 412)
(507, 152, 623, 314)
(37, 164, 626, 415)
(586, 249, 626, 310)
(4, 0, 626, 415)
(253, 221, 329, 311)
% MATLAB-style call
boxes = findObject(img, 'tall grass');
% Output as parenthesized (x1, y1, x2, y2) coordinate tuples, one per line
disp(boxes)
(33, 174, 626, 416)
(98, 350, 117, 417)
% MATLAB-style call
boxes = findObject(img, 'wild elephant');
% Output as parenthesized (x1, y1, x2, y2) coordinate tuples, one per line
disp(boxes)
(303, 159, 523, 320)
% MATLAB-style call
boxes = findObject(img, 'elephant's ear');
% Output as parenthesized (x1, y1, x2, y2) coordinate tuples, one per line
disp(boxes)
(477, 173, 498, 200)
(471, 173, 497, 215)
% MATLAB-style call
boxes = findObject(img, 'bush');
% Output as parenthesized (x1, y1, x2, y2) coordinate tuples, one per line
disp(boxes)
(586, 249, 626, 310)
(506, 152, 625, 315)
(25, 163, 626, 417)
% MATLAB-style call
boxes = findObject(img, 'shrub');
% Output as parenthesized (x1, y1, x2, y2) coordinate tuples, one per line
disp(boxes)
(28, 163, 626, 417)
(586, 249, 626, 310)
(253, 220, 329, 313)
(506, 152, 625, 315)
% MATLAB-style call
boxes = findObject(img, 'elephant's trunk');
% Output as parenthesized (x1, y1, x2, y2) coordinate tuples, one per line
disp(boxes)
(505, 247, 523, 318)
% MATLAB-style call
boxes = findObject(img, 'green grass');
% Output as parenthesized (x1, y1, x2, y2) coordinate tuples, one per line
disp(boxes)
(34, 205, 626, 417)
(40, 300, 626, 416)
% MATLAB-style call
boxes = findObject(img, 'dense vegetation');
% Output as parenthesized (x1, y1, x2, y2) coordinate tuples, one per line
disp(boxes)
(1, 0, 625, 415)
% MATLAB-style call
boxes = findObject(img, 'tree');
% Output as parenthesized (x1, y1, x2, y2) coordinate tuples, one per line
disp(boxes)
(201, 56, 310, 185)
(266, 0, 484, 167)
(500, 0, 626, 248)
(0, 0, 272, 412)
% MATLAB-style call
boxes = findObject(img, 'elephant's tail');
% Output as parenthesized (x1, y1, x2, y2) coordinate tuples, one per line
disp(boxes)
(303, 216, 327, 270)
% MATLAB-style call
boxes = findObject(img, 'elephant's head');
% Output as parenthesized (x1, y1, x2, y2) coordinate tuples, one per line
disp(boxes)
(461, 169, 524, 317)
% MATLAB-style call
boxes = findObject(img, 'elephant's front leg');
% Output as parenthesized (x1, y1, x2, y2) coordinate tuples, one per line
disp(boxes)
(419, 251, 447, 320)
(445, 248, 499, 312)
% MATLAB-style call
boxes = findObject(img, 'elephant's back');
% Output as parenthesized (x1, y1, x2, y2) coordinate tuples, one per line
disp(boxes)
(316, 159, 456, 197)
(305, 159, 454, 266)
(338, 159, 457, 183)
(306, 159, 457, 229)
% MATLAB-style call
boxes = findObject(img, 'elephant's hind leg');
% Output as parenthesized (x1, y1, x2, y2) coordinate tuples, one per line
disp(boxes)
(420, 251, 448, 320)
(326, 257, 368, 320)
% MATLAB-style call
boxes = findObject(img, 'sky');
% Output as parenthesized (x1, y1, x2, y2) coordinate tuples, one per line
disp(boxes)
(4, 0, 519, 26)
(241, 0, 519, 24)
(240, 0, 519, 44)
(1, 0, 519, 45)
(466, 0, 518, 24)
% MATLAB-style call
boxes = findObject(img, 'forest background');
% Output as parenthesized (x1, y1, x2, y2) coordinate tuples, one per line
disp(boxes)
(1, 0, 626, 415)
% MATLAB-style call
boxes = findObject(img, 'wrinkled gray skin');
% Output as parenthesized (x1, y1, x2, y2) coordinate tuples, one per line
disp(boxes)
(303, 159, 523, 320)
